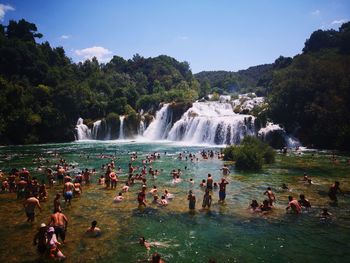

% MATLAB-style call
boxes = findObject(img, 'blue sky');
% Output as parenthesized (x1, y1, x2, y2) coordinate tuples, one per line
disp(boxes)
(1, 0, 349, 73)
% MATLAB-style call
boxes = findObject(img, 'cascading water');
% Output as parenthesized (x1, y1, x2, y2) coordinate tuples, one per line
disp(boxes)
(143, 104, 172, 140)
(75, 118, 91, 140)
(119, 116, 125, 139)
(74, 97, 300, 147)
(166, 102, 255, 144)
(138, 120, 145, 135)
(92, 120, 101, 139)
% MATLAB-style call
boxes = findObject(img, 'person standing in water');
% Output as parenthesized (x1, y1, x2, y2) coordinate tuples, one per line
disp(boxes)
(218, 178, 229, 203)
(63, 178, 74, 205)
(286, 196, 302, 214)
(263, 187, 276, 206)
(23, 195, 42, 222)
(202, 189, 212, 209)
(50, 209, 68, 244)
(53, 193, 61, 212)
(220, 164, 230, 176)
(328, 181, 343, 202)
(188, 190, 196, 210)
(33, 223, 48, 255)
(138, 186, 147, 206)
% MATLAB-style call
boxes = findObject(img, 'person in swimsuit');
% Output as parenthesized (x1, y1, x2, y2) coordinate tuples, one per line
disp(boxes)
(202, 189, 212, 209)
(23, 196, 42, 222)
(187, 190, 196, 210)
(73, 181, 82, 197)
(50, 210, 68, 244)
(86, 220, 101, 237)
(218, 178, 229, 203)
(206, 174, 213, 190)
(298, 194, 311, 208)
(286, 196, 302, 214)
(53, 193, 62, 212)
(328, 181, 342, 202)
(263, 187, 276, 206)
(33, 223, 47, 255)
(63, 179, 74, 205)
(138, 186, 147, 206)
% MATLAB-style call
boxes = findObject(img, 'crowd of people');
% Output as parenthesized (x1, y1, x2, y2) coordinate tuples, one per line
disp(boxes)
(0, 148, 347, 262)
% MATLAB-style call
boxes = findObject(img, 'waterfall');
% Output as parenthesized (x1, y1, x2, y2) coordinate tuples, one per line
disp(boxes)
(143, 104, 172, 140)
(138, 120, 145, 135)
(75, 118, 91, 140)
(119, 116, 125, 139)
(92, 120, 101, 139)
(167, 102, 255, 145)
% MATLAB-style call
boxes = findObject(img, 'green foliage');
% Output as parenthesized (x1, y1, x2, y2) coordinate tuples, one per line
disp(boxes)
(223, 136, 275, 171)
(0, 19, 198, 145)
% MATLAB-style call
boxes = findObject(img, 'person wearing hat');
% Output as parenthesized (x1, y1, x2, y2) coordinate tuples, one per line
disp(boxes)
(47, 226, 66, 260)
(33, 223, 47, 255)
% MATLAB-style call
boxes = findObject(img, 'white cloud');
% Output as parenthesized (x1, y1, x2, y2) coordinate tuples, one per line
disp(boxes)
(331, 19, 348, 25)
(74, 46, 113, 63)
(0, 4, 15, 21)
(311, 9, 320, 16)
(60, 35, 71, 39)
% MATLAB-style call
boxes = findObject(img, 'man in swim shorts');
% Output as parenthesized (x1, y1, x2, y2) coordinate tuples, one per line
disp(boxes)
(50, 209, 68, 243)
(63, 178, 74, 205)
(218, 178, 229, 203)
(23, 196, 42, 222)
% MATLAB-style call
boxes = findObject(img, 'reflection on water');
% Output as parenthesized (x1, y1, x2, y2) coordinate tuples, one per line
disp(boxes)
(0, 142, 350, 262)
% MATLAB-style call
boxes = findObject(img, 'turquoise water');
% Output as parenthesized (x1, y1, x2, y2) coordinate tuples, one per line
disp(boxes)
(0, 141, 349, 262)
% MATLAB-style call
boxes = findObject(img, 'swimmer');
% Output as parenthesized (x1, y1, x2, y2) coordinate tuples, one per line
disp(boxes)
(159, 196, 168, 206)
(86, 220, 101, 237)
(164, 189, 174, 200)
(200, 179, 206, 188)
(98, 175, 105, 185)
(114, 192, 124, 202)
(286, 196, 301, 214)
(220, 164, 230, 176)
(281, 183, 289, 190)
(122, 183, 129, 192)
(250, 200, 260, 211)
(263, 187, 276, 206)
(149, 185, 158, 196)
(260, 199, 272, 212)
(328, 181, 343, 202)
(320, 208, 332, 218)
(298, 194, 311, 208)
(139, 236, 151, 250)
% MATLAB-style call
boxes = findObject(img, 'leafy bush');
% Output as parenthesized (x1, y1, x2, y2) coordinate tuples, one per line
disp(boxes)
(223, 136, 275, 170)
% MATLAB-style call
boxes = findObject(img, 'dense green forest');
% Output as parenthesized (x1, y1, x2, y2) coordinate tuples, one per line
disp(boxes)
(268, 22, 350, 150)
(0, 19, 349, 150)
(0, 19, 203, 144)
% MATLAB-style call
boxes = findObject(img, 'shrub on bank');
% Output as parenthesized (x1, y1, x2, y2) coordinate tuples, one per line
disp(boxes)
(223, 136, 275, 170)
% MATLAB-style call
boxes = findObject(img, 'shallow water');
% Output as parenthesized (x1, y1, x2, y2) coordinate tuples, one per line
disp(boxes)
(0, 141, 349, 263)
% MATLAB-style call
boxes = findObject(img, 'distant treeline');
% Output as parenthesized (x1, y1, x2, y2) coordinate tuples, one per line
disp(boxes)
(0, 19, 349, 150)
(0, 19, 203, 144)
(196, 22, 350, 150)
